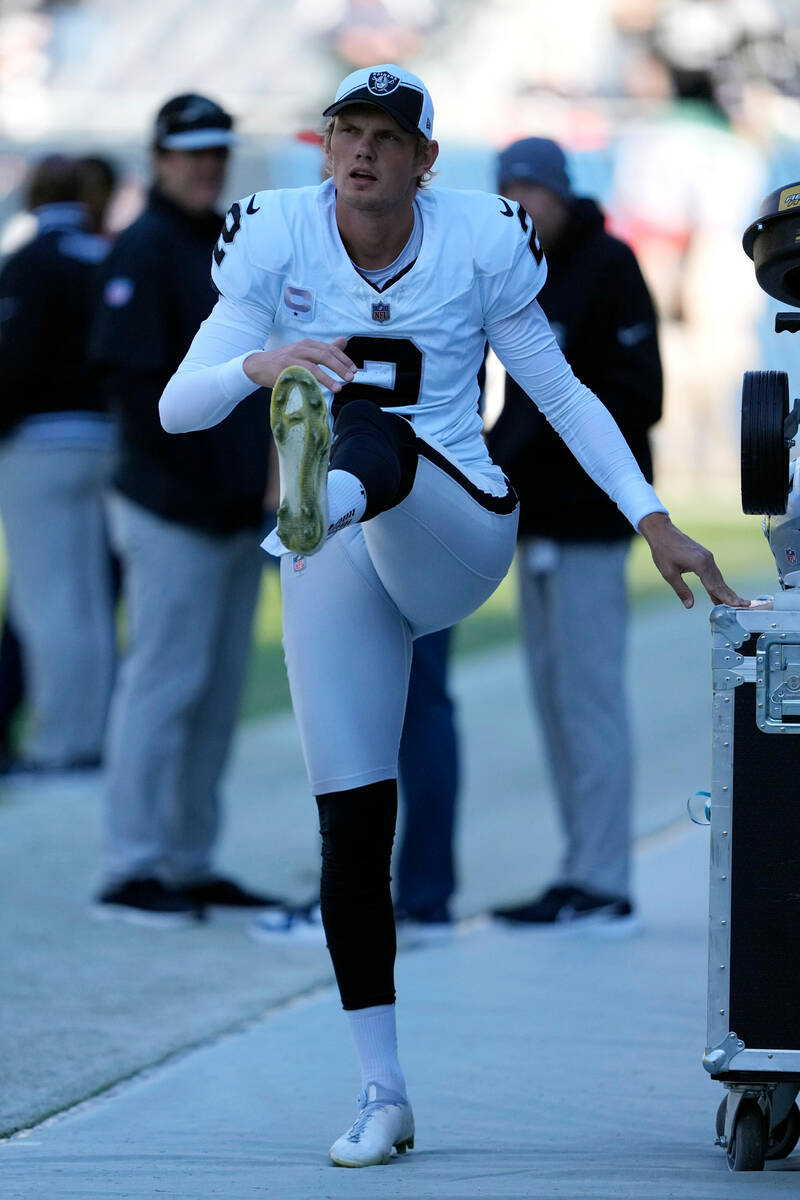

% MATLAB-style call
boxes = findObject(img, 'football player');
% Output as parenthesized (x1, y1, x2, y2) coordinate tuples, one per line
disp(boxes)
(160, 63, 745, 1166)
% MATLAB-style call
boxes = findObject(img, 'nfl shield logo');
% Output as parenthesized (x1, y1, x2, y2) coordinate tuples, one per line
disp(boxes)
(372, 301, 390, 323)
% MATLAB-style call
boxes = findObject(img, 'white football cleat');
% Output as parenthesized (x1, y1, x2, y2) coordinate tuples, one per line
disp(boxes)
(329, 1083, 415, 1168)
(270, 365, 330, 556)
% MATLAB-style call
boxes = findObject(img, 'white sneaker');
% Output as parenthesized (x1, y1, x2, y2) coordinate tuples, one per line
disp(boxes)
(248, 902, 326, 944)
(270, 365, 330, 556)
(329, 1083, 415, 1167)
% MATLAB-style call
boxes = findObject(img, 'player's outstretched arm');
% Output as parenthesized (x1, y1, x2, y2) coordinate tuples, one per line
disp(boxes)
(638, 511, 748, 609)
(244, 337, 356, 393)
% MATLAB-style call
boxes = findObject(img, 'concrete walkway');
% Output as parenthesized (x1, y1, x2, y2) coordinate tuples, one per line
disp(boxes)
(2, 578, 794, 1194)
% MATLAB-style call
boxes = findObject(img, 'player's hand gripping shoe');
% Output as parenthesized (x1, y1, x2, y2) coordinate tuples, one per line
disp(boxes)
(270, 365, 331, 555)
(329, 1082, 415, 1167)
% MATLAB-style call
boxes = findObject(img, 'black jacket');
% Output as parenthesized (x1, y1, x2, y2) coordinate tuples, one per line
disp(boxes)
(487, 198, 662, 542)
(90, 188, 268, 535)
(0, 205, 108, 437)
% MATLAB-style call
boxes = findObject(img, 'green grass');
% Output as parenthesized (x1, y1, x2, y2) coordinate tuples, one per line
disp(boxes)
(239, 506, 773, 722)
(240, 568, 291, 719)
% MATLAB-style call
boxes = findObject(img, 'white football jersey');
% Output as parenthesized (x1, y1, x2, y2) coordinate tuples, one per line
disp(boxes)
(210, 177, 546, 473)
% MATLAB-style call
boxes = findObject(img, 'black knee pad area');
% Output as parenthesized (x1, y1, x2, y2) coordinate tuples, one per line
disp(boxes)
(317, 779, 397, 891)
(316, 780, 398, 1010)
(330, 400, 418, 521)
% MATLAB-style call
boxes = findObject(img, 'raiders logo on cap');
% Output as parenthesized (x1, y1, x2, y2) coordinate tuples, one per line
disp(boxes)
(368, 71, 400, 96)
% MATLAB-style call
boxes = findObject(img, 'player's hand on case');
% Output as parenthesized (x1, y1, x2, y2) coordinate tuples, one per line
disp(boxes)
(638, 511, 748, 609)
(244, 337, 356, 393)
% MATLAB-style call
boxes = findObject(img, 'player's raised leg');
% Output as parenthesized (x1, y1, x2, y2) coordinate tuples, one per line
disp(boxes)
(271, 374, 519, 635)
(364, 447, 519, 635)
(268, 359, 422, 558)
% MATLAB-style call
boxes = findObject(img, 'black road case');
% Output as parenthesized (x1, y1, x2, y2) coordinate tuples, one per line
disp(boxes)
(704, 597, 800, 1170)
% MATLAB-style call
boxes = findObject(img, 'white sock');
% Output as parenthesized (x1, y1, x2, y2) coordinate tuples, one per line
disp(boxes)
(346, 1004, 407, 1099)
(326, 469, 366, 536)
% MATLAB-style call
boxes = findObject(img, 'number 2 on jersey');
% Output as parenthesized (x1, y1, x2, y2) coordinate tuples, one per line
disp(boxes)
(333, 336, 423, 418)
(515, 204, 544, 265)
(213, 202, 243, 267)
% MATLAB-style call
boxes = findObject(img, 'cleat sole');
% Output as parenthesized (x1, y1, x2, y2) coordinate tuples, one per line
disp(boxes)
(270, 366, 330, 554)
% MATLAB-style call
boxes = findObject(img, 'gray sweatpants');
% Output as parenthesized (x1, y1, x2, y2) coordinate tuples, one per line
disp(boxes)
(517, 538, 632, 899)
(101, 494, 263, 886)
(0, 435, 116, 765)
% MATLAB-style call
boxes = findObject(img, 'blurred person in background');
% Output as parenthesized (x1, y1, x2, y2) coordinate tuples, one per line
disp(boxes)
(0, 153, 116, 773)
(78, 153, 118, 237)
(0, 622, 23, 772)
(393, 622, 458, 933)
(330, 0, 424, 67)
(488, 137, 661, 932)
(0, 151, 120, 773)
(609, 11, 767, 490)
(89, 94, 282, 926)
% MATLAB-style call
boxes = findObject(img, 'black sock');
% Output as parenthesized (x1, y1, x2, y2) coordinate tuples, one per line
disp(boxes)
(330, 400, 417, 521)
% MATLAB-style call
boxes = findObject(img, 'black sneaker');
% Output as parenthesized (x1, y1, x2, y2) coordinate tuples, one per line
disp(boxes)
(2, 754, 103, 780)
(493, 884, 640, 935)
(177, 876, 284, 909)
(92, 877, 205, 927)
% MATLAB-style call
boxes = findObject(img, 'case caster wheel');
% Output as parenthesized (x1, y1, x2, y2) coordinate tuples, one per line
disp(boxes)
(741, 370, 790, 515)
(727, 1100, 766, 1172)
(715, 1096, 727, 1141)
(766, 1101, 800, 1161)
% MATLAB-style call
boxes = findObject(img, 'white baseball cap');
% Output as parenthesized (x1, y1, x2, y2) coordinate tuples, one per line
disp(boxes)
(323, 64, 434, 140)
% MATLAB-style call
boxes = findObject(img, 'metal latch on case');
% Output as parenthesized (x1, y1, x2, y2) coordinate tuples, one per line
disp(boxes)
(756, 633, 800, 730)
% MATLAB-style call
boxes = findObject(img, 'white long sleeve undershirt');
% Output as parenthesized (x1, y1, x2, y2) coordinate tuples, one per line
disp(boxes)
(485, 299, 665, 531)
(159, 294, 666, 532)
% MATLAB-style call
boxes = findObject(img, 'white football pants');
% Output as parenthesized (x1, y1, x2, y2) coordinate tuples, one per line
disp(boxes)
(280, 448, 518, 794)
